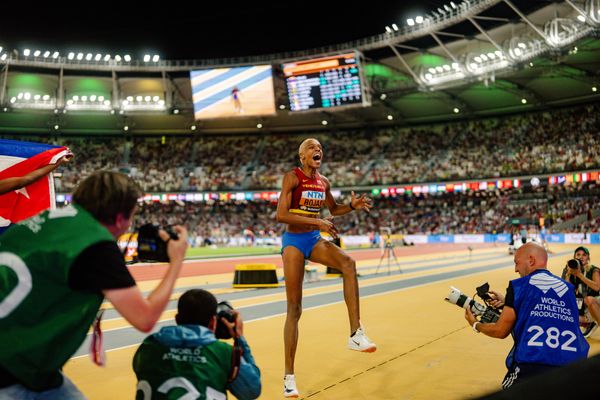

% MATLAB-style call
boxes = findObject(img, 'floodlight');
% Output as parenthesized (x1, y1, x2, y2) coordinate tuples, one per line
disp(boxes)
(592, 86, 597, 92)
(33, 94, 40, 100)
(435, 66, 443, 72)
(77, 53, 84, 60)
(23, 92, 31, 100)
(453, 107, 460, 113)
(127, 96, 133, 102)
(81, 96, 88, 102)
(42, 95, 50, 101)
(54, 125, 59, 130)
(173, 108, 180, 114)
(136, 96, 142, 102)
(90, 95, 97, 101)
(123, 125, 129, 131)
(443, 64, 451, 71)
(104, 54, 110, 61)
(152, 55, 159, 62)
(152, 96, 159, 102)
(115, 55, 122, 61)
(474, 56, 482, 63)
(144, 96, 151, 102)
(387, 115, 393, 120)
(191, 125, 197, 131)
(143, 54, 150, 62)
(68, 52, 75, 60)
(85, 53, 92, 61)
(52, 52, 59, 59)
(392, 24, 398, 31)
(415, 16, 424, 23)
(385, 26, 392, 33)
(256, 123, 263, 128)
(577, 15, 586, 22)
(321, 120, 328, 125)
(94, 54, 101, 61)
(407, 19, 415, 26)
(0, 54, 6, 61)
(104, 100, 111, 106)
(73, 95, 79, 101)
(521, 98, 527, 104)
(66, 100, 74, 105)
(23, 49, 31, 56)
(98, 96, 105, 102)
(43, 51, 50, 58)
(425, 73, 433, 80)
(124, 55, 131, 62)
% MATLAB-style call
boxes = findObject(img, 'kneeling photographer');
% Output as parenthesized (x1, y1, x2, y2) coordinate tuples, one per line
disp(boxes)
(562, 247, 600, 335)
(463, 243, 589, 389)
(133, 289, 261, 400)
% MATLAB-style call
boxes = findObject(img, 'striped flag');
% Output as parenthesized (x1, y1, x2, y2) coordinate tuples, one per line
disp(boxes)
(0, 139, 71, 230)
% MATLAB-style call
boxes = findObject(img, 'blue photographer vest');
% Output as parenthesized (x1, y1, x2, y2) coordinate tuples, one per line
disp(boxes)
(507, 270, 589, 368)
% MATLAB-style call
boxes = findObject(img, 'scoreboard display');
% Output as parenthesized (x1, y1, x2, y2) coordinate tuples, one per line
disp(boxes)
(283, 52, 369, 111)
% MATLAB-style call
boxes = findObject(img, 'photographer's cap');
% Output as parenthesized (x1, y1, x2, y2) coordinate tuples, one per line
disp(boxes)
(574, 246, 590, 256)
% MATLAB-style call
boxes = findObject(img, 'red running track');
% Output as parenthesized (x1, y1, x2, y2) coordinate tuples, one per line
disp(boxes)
(129, 243, 500, 282)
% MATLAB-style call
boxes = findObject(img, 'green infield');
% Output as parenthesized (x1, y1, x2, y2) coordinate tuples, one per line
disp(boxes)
(186, 246, 281, 258)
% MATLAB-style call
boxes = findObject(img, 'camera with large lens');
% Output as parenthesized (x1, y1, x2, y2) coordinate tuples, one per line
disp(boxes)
(567, 259, 582, 270)
(215, 301, 236, 339)
(136, 223, 178, 263)
(445, 282, 501, 323)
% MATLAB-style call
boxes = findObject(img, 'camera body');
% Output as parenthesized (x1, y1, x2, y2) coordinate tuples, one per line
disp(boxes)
(136, 223, 178, 263)
(567, 258, 582, 270)
(215, 301, 236, 339)
(445, 282, 501, 323)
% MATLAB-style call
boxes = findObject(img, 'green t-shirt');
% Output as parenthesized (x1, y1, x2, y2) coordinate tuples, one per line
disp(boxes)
(0, 204, 115, 390)
(133, 333, 233, 400)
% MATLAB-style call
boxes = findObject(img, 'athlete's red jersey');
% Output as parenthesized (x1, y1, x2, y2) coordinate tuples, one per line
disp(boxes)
(289, 167, 326, 216)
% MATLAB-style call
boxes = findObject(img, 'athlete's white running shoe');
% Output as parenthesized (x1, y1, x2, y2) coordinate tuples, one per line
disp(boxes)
(284, 374, 299, 398)
(348, 326, 377, 353)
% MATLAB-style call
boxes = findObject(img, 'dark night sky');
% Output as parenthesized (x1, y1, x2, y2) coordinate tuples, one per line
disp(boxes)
(0, 1, 548, 61)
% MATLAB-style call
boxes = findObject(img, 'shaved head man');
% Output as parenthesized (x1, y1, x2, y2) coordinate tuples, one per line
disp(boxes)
(464, 241, 588, 389)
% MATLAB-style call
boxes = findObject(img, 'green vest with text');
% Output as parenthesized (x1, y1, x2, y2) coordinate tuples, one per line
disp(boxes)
(0, 204, 115, 390)
(133, 336, 232, 400)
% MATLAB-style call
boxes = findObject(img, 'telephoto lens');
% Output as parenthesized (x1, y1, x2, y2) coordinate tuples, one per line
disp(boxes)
(567, 259, 581, 269)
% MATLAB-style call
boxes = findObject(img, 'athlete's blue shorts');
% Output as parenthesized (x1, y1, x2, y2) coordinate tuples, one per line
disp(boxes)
(281, 230, 321, 259)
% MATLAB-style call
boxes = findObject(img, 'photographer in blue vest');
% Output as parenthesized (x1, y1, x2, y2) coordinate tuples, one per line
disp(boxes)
(465, 242, 589, 389)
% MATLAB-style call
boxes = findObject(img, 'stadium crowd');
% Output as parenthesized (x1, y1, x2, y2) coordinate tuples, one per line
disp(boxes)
(6, 103, 597, 192)
(130, 182, 600, 246)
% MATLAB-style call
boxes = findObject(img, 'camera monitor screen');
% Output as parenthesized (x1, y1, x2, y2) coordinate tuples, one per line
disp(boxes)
(283, 52, 370, 111)
(190, 65, 276, 119)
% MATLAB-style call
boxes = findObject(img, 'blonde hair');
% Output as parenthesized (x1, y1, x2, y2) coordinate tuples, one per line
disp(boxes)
(298, 138, 321, 165)
(73, 171, 143, 224)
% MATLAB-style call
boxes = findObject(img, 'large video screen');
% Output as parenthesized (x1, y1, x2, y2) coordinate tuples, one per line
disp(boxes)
(190, 65, 276, 119)
(283, 52, 368, 112)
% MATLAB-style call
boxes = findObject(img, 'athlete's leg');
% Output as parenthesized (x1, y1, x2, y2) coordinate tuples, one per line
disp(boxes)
(309, 239, 360, 333)
(283, 245, 306, 375)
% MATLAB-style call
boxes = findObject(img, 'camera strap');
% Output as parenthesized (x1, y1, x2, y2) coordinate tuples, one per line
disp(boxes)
(228, 337, 244, 383)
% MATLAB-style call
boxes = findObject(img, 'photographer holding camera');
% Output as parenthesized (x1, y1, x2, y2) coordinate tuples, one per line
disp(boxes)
(0, 171, 188, 399)
(133, 288, 261, 400)
(464, 242, 589, 389)
(562, 247, 599, 331)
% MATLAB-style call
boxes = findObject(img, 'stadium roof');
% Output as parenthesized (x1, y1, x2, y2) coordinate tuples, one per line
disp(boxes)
(2, 1, 547, 60)
(0, 1, 598, 135)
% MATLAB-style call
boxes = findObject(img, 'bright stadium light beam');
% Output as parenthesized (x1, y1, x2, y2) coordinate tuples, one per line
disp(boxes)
(52, 51, 59, 59)
(152, 54, 159, 62)
(385, 26, 393, 33)
(76, 53, 84, 60)
(94, 54, 102, 61)
(68, 52, 75, 60)
(85, 53, 92, 61)
(33, 50, 41, 57)
(577, 14, 586, 22)
(415, 16, 424, 23)
(521, 98, 527, 104)
(104, 54, 111, 61)
(43, 51, 50, 58)
(392, 24, 399, 31)
(143, 54, 150, 62)
(124, 55, 131, 62)
(406, 18, 415, 26)
(23, 49, 31, 56)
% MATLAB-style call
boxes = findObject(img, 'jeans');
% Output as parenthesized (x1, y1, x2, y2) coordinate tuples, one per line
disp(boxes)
(0, 375, 86, 400)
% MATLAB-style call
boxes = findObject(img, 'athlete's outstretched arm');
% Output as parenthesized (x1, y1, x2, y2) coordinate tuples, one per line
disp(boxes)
(323, 177, 371, 217)
(276, 171, 337, 237)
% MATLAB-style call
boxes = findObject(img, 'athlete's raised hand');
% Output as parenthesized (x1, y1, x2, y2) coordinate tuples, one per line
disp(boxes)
(350, 191, 372, 213)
